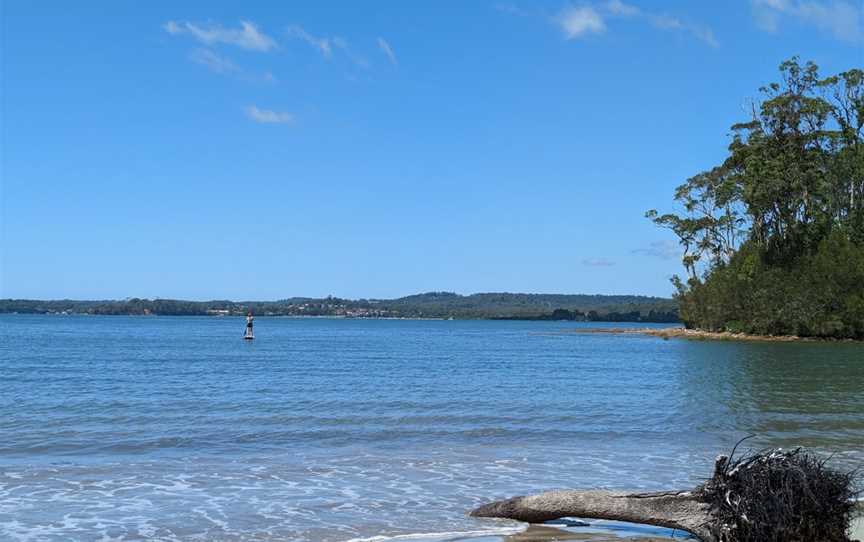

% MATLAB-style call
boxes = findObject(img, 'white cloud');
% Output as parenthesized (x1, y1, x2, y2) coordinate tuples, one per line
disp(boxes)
(687, 25, 720, 47)
(650, 14, 682, 29)
(246, 106, 293, 124)
(558, 6, 607, 39)
(286, 25, 333, 58)
(752, 0, 862, 41)
(188, 48, 238, 74)
(285, 26, 369, 68)
(645, 14, 719, 47)
(377, 37, 398, 66)
(606, 0, 640, 17)
(333, 37, 370, 69)
(761, 0, 792, 8)
(582, 257, 616, 267)
(186, 48, 275, 82)
(632, 240, 681, 261)
(164, 20, 182, 34)
(164, 20, 276, 51)
(602, 2, 719, 47)
(536, 3, 717, 46)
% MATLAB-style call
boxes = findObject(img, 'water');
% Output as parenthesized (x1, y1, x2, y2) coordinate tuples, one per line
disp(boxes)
(1, 315, 862, 541)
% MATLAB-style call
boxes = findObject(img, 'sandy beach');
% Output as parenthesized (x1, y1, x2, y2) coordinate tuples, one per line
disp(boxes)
(467, 514, 864, 541)
(479, 509, 864, 541)
(451, 522, 684, 541)
(852, 513, 864, 541)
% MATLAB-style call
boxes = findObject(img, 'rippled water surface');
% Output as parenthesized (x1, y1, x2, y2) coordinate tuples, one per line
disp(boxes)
(1, 315, 862, 541)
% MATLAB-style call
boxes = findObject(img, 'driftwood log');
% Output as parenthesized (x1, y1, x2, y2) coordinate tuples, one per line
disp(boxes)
(470, 448, 861, 542)
(471, 488, 714, 540)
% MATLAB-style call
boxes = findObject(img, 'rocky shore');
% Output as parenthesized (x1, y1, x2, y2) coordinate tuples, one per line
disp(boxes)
(576, 327, 860, 343)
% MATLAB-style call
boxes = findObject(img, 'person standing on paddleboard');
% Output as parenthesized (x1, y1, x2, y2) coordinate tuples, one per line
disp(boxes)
(245, 311, 254, 338)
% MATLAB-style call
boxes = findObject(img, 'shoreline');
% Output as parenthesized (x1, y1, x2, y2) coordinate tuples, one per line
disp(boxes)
(0, 312, 673, 323)
(575, 326, 863, 343)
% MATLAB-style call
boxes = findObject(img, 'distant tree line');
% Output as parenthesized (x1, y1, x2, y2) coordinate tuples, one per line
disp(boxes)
(649, 59, 863, 339)
(495, 308, 679, 323)
(0, 292, 678, 322)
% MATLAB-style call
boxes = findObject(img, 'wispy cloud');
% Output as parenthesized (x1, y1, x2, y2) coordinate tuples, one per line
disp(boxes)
(285, 25, 370, 68)
(751, 0, 862, 42)
(188, 48, 238, 74)
(333, 37, 370, 69)
(632, 240, 681, 261)
(504, 1, 718, 47)
(606, 0, 640, 17)
(557, 6, 606, 39)
(186, 48, 275, 82)
(164, 20, 277, 51)
(377, 37, 398, 66)
(602, 0, 719, 47)
(286, 24, 333, 57)
(246, 106, 293, 124)
(582, 257, 616, 267)
(685, 25, 719, 48)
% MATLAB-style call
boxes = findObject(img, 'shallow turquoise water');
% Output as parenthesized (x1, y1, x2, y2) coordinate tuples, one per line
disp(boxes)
(1, 316, 862, 541)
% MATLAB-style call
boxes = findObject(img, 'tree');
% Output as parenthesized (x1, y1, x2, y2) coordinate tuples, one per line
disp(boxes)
(649, 58, 864, 339)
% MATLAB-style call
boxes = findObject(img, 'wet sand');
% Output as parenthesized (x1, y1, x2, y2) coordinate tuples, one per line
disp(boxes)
(852, 514, 864, 540)
(500, 524, 680, 540)
(460, 521, 687, 541)
(508, 515, 862, 541)
(461, 504, 864, 541)
(462, 516, 864, 541)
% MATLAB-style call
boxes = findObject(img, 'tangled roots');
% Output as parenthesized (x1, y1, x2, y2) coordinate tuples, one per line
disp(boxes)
(699, 446, 860, 542)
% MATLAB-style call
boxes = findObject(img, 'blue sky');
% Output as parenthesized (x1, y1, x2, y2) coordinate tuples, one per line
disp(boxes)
(1, 1, 862, 300)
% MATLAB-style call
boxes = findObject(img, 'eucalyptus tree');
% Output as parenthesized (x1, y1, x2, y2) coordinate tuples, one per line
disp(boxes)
(647, 58, 864, 338)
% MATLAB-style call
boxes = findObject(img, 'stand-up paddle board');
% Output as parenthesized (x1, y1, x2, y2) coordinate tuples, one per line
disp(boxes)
(244, 312, 255, 340)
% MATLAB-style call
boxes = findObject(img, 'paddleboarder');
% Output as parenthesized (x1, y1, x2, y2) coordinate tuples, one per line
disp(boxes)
(244, 311, 254, 340)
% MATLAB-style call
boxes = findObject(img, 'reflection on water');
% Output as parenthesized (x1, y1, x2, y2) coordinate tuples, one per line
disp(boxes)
(0, 316, 862, 541)
(675, 340, 864, 456)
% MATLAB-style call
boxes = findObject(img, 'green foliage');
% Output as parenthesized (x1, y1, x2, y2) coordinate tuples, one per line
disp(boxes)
(495, 307, 679, 322)
(0, 292, 678, 321)
(676, 233, 864, 338)
(652, 58, 864, 339)
(381, 292, 677, 319)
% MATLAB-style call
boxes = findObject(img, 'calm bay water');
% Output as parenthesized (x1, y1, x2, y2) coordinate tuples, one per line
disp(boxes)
(1, 315, 862, 541)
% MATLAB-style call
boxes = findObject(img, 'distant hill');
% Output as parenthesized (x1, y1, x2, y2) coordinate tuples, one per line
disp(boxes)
(379, 292, 677, 320)
(0, 292, 678, 322)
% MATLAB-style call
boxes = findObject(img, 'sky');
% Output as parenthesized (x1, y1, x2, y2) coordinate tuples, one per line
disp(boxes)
(1, 1, 862, 300)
